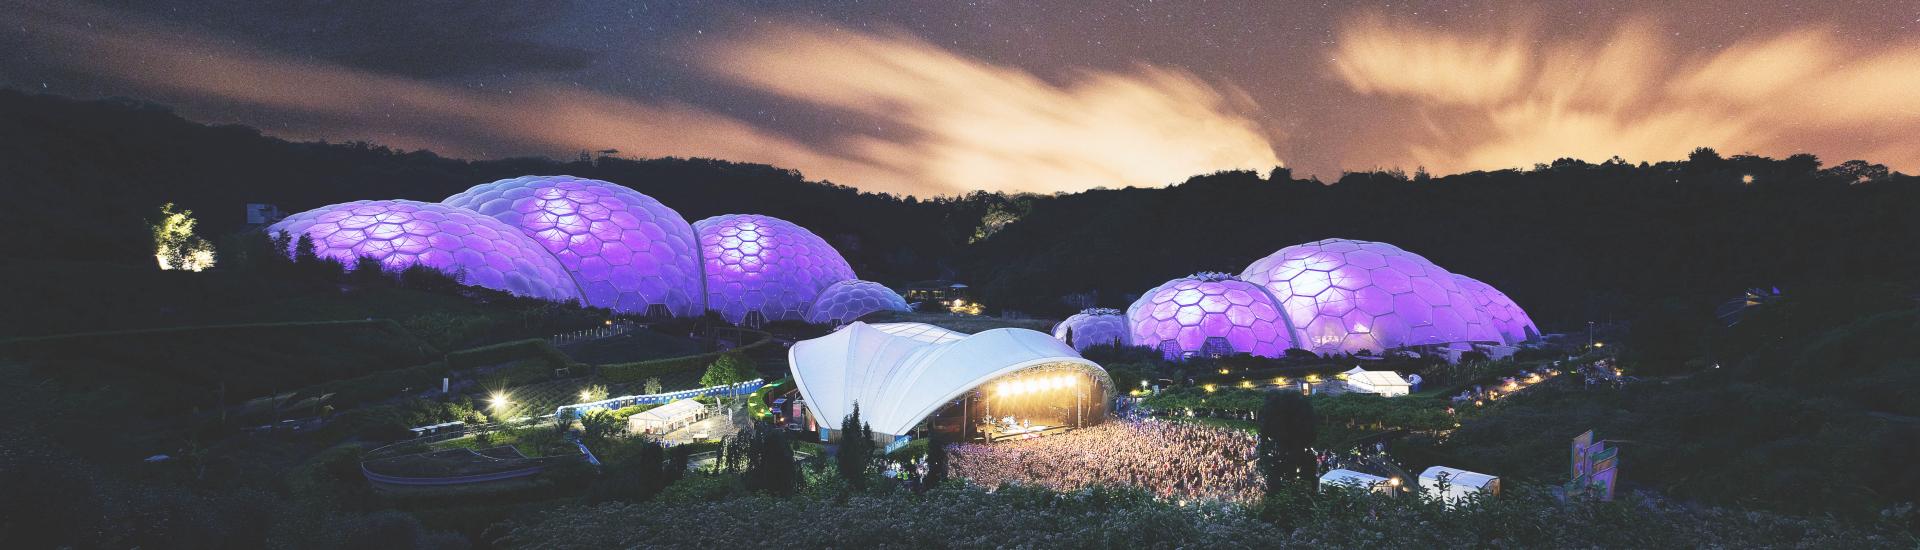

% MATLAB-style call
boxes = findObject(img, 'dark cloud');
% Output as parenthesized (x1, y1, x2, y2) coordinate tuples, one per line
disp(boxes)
(114, 0, 600, 78)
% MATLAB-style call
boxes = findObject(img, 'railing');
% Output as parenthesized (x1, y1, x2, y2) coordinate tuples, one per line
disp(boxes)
(553, 379, 766, 418)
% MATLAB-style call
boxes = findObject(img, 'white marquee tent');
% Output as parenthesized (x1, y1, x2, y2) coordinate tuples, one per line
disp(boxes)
(1343, 366, 1413, 396)
(788, 322, 1113, 438)
(1319, 469, 1394, 494)
(628, 398, 708, 435)
(1419, 465, 1500, 504)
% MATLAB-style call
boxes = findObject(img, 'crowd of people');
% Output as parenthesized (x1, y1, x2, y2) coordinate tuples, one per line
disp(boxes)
(949, 418, 1263, 503)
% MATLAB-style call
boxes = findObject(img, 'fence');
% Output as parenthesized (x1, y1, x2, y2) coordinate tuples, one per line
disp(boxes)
(551, 321, 634, 346)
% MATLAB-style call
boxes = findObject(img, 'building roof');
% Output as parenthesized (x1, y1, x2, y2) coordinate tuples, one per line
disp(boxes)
(788, 322, 1112, 436)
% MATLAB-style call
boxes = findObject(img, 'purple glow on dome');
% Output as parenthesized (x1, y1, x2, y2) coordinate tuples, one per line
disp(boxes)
(694, 214, 856, 324)
(805, 280, 909, 324)
(444, 175, 702, 316)
(1451, 274, 1540, 345)
(267, 200, 582, 302)
(1240, 238, 1497, 355)
(1125, 272, 1293, 359)
(1052, 308, 1132, 351)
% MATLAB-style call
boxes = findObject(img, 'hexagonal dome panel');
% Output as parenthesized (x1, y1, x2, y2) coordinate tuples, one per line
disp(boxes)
(1241, 238, 1496, 355)
(1124, 272, 1293, 359)
(1051, 308, 1133, 351)
(805, 279, 909, 325)
(444, 175, 702, 316)
(1451, 274, 1540, 345)
(693, 214, 856, 324)
(267, 200, 582, 302)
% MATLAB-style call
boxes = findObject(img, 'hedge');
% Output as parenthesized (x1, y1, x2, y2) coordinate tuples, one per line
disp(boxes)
(598, 330, 776, 385)
(446, 338, 579, 371)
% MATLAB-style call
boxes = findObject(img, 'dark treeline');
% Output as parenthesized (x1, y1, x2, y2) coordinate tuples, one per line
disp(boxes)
(0, 90, 979, 285)
(5, 89, 1918, 335)
(961, 158, 1920, 333)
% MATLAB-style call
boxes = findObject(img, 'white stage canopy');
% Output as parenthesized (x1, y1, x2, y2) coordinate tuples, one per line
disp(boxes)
(788, 322, 1113, 437)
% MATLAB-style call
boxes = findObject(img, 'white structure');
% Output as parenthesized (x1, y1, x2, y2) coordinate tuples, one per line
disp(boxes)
(788, 322, 1114, 438)
(628, 399, 709, 435)
(1419, 466, 1500, 504)
(1319, 469, 1394, 494)
(1342, 366, 1413, 396)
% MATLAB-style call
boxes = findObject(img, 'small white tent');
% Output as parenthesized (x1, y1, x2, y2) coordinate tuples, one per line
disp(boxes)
(1419, 466, 1500, 504)
(628, 399, 708, 435)
(1343, 367, 1412, 396)
(1319, 469, 1393, 494)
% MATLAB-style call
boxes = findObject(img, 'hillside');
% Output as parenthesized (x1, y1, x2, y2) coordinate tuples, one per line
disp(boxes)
(6, 90, 1920, 342)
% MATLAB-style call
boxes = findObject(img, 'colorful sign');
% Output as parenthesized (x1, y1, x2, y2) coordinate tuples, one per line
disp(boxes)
(1568, 430, 1619, 501)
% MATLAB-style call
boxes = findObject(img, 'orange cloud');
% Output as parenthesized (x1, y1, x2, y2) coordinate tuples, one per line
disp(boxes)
(1333, 14, 1920, 174)
(697, 24, 1283, 194)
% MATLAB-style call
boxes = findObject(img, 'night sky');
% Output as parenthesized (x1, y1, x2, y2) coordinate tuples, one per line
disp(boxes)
(6, 0, 1918, 196)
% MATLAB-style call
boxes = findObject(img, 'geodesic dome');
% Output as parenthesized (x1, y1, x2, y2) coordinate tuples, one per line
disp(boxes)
(1239, 238, 1498, 355)
(1451, 274, 1539, 345)
(693, 214, 856, 324)
(1052, 308, 1132, 351)
(444, 175, 702, 316)
(805, 279, 909, 325)
(1125, 272, 1294, 359)
(267, 200, 582, 302)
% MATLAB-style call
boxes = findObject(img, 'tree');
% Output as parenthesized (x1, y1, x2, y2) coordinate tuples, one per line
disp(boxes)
(924, 431, 950, 487)
(700, 353, 757, 388)
(743, 422, 799, 496)
(1256, 392, 1317, 495)
(151, 203, 216, 271)
(580, 410, 620, 445)
(643, 377, 663, 395)
(579, 384, 610, 403)
(348, 255, 389, 287)
(837, 404, 873, 488)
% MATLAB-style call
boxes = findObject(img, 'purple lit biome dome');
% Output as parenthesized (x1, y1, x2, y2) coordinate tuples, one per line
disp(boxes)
(1125, 272, 1294, 359)
(693, 214, 856, 324)
(444, 175, 702, 316)
(1052, 308, 1132, 351)
(1240, 238, 1498, 355)
(804, 280, 909, 325)
(1451, 274, 1540, 345)
(267, 200, 582, 302)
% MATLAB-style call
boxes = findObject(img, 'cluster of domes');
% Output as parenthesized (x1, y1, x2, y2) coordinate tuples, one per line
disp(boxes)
(1100, 239, 1537, 359)
(269, 176, 881, 325)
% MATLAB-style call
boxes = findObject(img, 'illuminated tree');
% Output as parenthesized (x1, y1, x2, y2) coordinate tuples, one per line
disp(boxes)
(151, 203, 216, 271)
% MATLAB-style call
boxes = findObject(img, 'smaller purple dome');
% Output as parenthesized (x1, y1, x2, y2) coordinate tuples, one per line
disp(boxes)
(805, 280, 909, 324)
(267, 200, 582, 302)
(694, 214, 856, 324)
(1052, 308, 1132, 351)
(1125, 272, 1294, 359)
